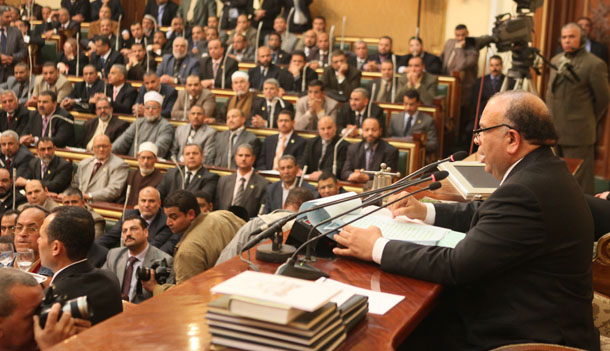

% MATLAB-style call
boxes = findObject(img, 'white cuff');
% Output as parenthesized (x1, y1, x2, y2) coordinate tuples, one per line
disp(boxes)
(372, 237, 390, 264)
(424, 203, 436, 224)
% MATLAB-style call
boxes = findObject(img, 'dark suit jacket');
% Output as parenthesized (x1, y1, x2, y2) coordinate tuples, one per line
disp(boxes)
(264, 179, 318, 213)
(157, 166, 219, 200)
(249, 98, 294, 128)
(298, 135, 348, 175)
(0, 144, 34, 179)
(57, 52, 89, 76)
(320, 65, 361, 100)
(472, 74, 515, 118)
(0, 103, 30, 135)
(88, 242, 108, 268)
(96, 208, 178, 255)
(24, 108, 74, 148)
(251, 0, 281, 31)
(120, 168, 164, 207)
(156, 54, 199, 84)
(90, 0, 123, 21)
(0, 26, 27, 82)
(271, 49, 291, 65)
(400, 52, 443, 75)
(336, 103, 385, 134)
(198, 55, 238, 89)
(144, 0, 178, 26)
(283, 0, 312, 33)
(381, 147, 599, 350)
(22, 155, 73, 194)
(590, 39, 609, 64)
(81, 115, 130, 148)
(0, 190, 26, 217)
(341, 139, 398, 181)
(49, 260, 123, 326)
(126, 57, 158, 81)
(256, 133, 306, 170)
(105, 83, 138, 114)
(215, 172, 269, 219)
(248, 64, 294, 91)
(219, 0, 250, 30)
(49, 19, 80, 37)
(135, 84, 178, 118)
(61, 0, 91, 22)
(89, 50, 124, 77)
(290, 66, 318, 94)
(68, 79, 105, 113)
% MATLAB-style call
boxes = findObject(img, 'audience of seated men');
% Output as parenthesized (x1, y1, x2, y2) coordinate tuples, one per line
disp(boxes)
(399, 36, 443, 75)
(73, 134, 129, 202)
(18, 179, 58, 212)
(157, 37, 199, 85)
(226, 33, 255, 63)
(295, 80, 339, 130)
(248, 46, 294, 92)
(256, 110, 305, 171)
(61, 186, 105, 238)
(112, 91, 174, 158)
(158, 144, 219, 199)
(171, 74, 216, 120)
(0, 129, 33, 178)
(99, 64, 137, 115)
(213, 108, 261, 169)
(142, 190, 245, 294)
(388, 90, 438, 155)
(341, 117, 398, 183)
(126, 43, 157, 81)
(171, 105, 216, 164)
(81, 97, 129, 151)
(89, 35, 124, 77)
(216, 71, 264, 123)
(134, 71, 177, 119)
(264, 155, 317, 213)
(321, 50, 361, 101)
(367, 61, 399, 103)
(216, 143, 269, 219)
(250, 78, 294, 128)
(396, 56, 439, 106)
(29, 63, 73, 106)
(11, 205, 52, 275)
(122, 142, 164, 207)
(298, 116, 348, 181)
(0, 62, 34, 105)
(0, 90, 29, 135)
(199, 39, 238, 89)
(39, 206, 123, 324)
(17, 137, 72, 195)
(21, 91, 75, 148)
(267, 32, 291, 65)
(103, 214, 174, 303)
(336, 88, 385, 137)
(61, 64, 104, 114)
(287, 51, 318, 94)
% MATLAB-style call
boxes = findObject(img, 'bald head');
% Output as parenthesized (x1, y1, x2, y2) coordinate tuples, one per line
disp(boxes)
(138, 186, 161, 220)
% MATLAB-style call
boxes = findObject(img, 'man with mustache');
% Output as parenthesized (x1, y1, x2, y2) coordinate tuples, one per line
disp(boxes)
(81, 97, 129, 151)
(215, 71, 264, 123)
(17, 138, 72, 195)
(157, 37, 199, 85)
(0, 168, 26, 217)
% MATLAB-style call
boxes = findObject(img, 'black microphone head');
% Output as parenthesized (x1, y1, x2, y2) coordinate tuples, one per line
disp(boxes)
(428, 181, 442, 191)
(431, 170, 449, 182)
(451, 151, 468, 162)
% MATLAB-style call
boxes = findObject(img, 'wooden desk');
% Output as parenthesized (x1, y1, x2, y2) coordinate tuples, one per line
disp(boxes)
(50, 253, 441, 351)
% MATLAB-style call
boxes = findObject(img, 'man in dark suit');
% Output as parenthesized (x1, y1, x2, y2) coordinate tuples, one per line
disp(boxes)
(387, 90, 438, 155)
(399, 36, 443, 75)
(0, 62, 35, 105)
(302, 30, 318, 63)
(0, 90, 29, 135)
(81, 98, 129, 151)
(126, 42, 157, 81)
(144, 0, 178, 27)
(472, 55, 514, 122)
(60, 64, 105, 114)
(99, 64, 137, 114)
(299, 116, 348, 181)
(249, 78, 294, 128)
(89, 36, 124, 77)
(134, 71, 177, 119)
(336, 88, 385, 137)
(61, 0, 90, 22)
(38, 206, 123, 326)
(216, 144, 269, 219)
(321, 50, 361, 101)
(267, 32, 291, 65)
(341, 117, 397, 183)
(20, 91, 74, 148)
(157, 144, 219, 199)
(0, 168, 25, 217)
(366, 61, 399, 103)
(256, 110, 305, 171)
(0, 130, 34, 179)
(248, 46, 294, 92)
(46, 7, 80, 38)
(157, 37, 199, 85)
(264, 155, 317, 213)
(0, 7, 27, 83)
(98, 186, 177, 255)
(364, 36, 395, 72)
(333, 91, 599, 351)
(577, 17, 608, 64)
(199, 39, 238, 89)
(286, 51, 318, 95)
(18, 137, 72, 195)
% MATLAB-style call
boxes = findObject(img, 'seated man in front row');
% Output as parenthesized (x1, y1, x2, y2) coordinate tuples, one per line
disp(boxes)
(333, 91, 599, 350)
(387, 90, 438, 155)
(157, 144, 219, 199)
(264, 155, 317, 213)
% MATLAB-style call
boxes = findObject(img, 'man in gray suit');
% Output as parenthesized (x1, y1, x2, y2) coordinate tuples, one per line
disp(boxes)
(170, 75, 216, 120)
(0, 62, 35, 104)
(102, 214, 173, 303)
(388, 90, 438, 155)
(213, 108, 261, 169)
(72, 134, 129, 202)
(216, 144, 269, 219)
(0, 7, 27, 83)
(171, 105, 216, 165)
(395, 56, 438, 106)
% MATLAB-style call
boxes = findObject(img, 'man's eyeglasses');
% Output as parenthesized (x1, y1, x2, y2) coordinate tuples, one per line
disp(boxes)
(473, 124, 517, 142)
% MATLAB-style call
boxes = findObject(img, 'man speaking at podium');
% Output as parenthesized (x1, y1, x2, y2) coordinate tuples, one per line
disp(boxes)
(333, 91, 599, 350)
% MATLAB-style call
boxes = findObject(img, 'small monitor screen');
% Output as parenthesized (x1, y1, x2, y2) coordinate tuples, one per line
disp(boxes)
(454, 165, 500, 188)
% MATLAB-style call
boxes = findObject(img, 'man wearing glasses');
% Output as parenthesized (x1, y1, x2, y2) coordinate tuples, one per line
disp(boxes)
(81, 98, 129, 151)
(332, 91, 598, 350)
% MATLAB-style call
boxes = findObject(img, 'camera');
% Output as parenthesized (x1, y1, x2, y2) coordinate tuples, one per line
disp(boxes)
(36, 286, 92, 328)
(136, 258, 172, 284)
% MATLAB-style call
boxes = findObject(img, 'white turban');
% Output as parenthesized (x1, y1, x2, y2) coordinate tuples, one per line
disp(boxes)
(231, 71, 249, 81)
(144, 91, 163, 105)
(138, 141, 158, 156)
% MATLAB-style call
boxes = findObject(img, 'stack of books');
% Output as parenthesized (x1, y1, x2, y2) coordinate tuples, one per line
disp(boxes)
(207, 271, 368, 351)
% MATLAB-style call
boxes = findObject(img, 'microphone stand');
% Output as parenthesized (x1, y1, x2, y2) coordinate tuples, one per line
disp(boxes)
(368, 83, 376, 115)
(171, 156, 185, 189)
(182, 82, 188, 121)
(391, 54, 397, 102)
(221, 44, 233, 89)
(12, 168, 16, 210)
(333, 126, 355, 176)
(144, 37, 150, 73)
(327, 25, 335, 67)
(297, 165, 307, 187)
(47, 114, 74, 138)
(340, 16, 346, 50)
(27, 46, 32, 102)
(255, 22, 263, 64)
(133, 106, 139, 158)
(115, 15, 122, 52)
(285, 7, 294, 36)
(301, 62, 311, 93)
(76, 32, 80, 77)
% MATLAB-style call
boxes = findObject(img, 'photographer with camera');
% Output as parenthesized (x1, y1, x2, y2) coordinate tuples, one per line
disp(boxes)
(0, 267, 91, 351)
(102, 214, 174, 303)
(38, 206, 123, 325)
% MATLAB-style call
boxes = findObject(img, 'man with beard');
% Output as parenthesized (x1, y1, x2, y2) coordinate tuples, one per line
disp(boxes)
(18, 137, 72, 195)
(0, 87, 30, 137)
(126, 43, 157, 81)
(199, 39, 238, 89)
(28, 63, 73, 107)
(364, 36, 395, 72)
(248, 46, 293, 92)
(0, 62, 35, 105)
(122, 142, 164, 207)
(61, 64, 105, 113)
(267, 33, 291, 65)
(157, 37, 199, 85)
(112, 91, 174, 158)
(171, 105, 217, 165)
(20, 91, 74, 148)
(81, 98, 129, 151)
(171, 74, 216, 120)
(341, 117, 398, 183)
(0, 130, 33, 179)
(215, 71, 265, 123)
(226, 34, 255, 63)
(0, 168, 26, 216)
(133, 71, 177, 119)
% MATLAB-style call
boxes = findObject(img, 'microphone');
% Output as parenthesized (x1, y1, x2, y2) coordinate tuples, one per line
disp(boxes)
(327, 25, 335, 67)
(182, 82, 188, 121)
(297, 165, 308, 187)
(12, 168, 16, 210)
(333, 126, 355, 176)
(221, 44, 233, 89)
(285, 7, 295, 35)
(134, 111, 140, 158)
(368, 83, 376, 115)
(301, 62, 311, 93)
(170, 155, 185, 190)
(115, 15, 122, 52)
(122, 185, 131, 219)
(400, 151, 467, 183)
(339, 16, 346, 50)
(255, 21, 263, 64)
(76, 32, 80, 77)
(276, 181, 443, 280)
(144, 37, 150, 73)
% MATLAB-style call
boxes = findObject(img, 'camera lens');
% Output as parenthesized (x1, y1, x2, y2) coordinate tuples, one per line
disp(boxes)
(63, 296, 92, 320)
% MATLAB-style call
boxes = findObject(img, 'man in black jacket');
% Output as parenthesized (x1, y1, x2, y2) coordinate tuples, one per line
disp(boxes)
(17, 137, 72, 195)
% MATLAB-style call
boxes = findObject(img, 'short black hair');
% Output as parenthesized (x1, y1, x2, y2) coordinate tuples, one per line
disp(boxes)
(122, 214, 148, 229)
(291, 50, 305, 60)
(39, 90, 57, 102)
(490, 55, 503, 63)
(308, 79, 324, 91)
(62, 187, 83, 200)
(193, 190, 213, 204)
(402, 89, 420, 102)
(95, 35, 111, 47)
(278, 109, 294, 120)
(268, 32, 282, 42)
(318, 171, 337, 183)
(2, 209, 19, 219)
(48, 206, 94, 261)
(409, 36, 423, 45)
(36, 137, 54, 147)
(284, 187, 315, 208)
(163, 190, 201, 216)
(331, 49, 345, 58)
(42, 61, 57, 70)
(455, 24, 467, 31)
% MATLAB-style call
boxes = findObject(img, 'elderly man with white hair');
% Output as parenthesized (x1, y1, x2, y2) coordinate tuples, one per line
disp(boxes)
(216, 71, 265, 123)
(157, 36, 199, 85)
(0, 129, 34, 178)
(122, 142, 164, 207)
(112, 91, 174, 158)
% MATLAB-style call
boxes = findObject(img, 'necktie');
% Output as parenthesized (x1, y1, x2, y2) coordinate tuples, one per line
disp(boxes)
(85, 85, 91, 98)
(185, 171, 193, 186)
(404, 114, 413, 136)
(365, 147, 373, 170)
(113, 87, 118, 101)
(267, 103, 274, 128)
(6, 113, 12, 125)
(17, 83, 24, 99)
(5, 158, 10, 169)
(121, 256, 138, 301)
(213, 61, 219, 80)
(1, 29, 6, 54)
(41, 162, 47, 178)
(41, 116, 50, 137)
(228, 133, 237, 168)
(187, 128, 196, 144)
(273, 135, 286, 170)
(491, 77, 499, 91)
(319, 141, 327, 168)
(90, 161, 102, 181)
(232, 177, 246, 206)
(100, 56, 105, 67)
(355, 112, 362, 127)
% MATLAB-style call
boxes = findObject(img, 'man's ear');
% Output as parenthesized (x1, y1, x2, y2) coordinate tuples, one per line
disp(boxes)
(506, 129, 521, 155)
(51, 240, 62, 258)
